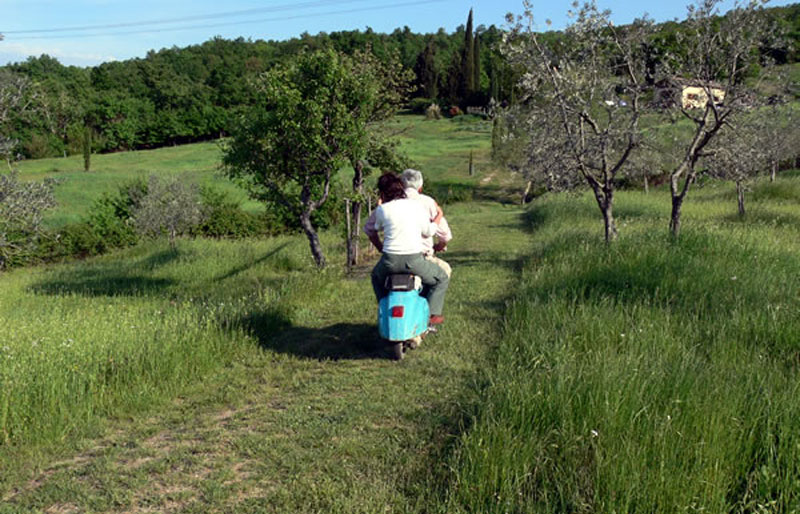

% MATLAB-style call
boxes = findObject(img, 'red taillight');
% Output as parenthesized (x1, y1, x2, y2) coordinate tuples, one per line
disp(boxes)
(390, 306, 405, 318)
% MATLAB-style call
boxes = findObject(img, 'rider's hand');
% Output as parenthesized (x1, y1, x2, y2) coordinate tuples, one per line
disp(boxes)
(433, 241, 447, 253)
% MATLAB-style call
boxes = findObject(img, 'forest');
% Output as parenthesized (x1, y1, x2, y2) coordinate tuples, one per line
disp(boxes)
(1, 4, 798, 159)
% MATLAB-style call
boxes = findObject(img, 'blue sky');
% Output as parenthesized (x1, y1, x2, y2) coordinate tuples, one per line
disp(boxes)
(1, 0, 796, 67)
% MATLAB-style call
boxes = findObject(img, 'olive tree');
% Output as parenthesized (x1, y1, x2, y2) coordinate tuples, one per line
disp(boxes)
(133, 175, 205, 250)
(223, 49, 375, 268)
(344, 47, 414, 268)
(757, 104, 798, 182)
(0, 70, 38, 167)
(503, 1, 652, 242)
(703, 120, 763, 217)
(492, 103, 573, 203)
(661, 0, 770, 237)
(0, 171, 56, 270)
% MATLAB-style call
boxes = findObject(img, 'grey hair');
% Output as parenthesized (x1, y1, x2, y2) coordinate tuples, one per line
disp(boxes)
(401, 168, 424, 190)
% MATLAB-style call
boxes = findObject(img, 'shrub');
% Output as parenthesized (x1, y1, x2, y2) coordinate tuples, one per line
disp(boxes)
(193, 186, 271, 238)
(133, 176, 206, 249)
(0, 170, 57, 270)
(409, 97, 435, 114)
(425, 103, 442, 120)
(22, 133, 64, 159)
(85, 179, 146, 251)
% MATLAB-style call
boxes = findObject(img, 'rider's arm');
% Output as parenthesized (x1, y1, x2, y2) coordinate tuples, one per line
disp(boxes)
(364, 208, 383, 252)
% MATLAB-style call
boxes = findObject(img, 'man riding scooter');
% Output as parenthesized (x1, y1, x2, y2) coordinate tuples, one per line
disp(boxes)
(399, 168, 452, 280)
(365, 172, 450, 329)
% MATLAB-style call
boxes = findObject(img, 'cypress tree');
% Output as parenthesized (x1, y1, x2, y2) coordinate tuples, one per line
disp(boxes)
(83, 126, 92, 172)
(490, 58, 499, 101)
(473, 31, 481, 96)
(414, 40, 438, 99)
(463, 8, 475, 98)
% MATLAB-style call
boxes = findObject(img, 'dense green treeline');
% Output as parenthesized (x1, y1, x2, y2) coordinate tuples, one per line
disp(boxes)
(1, 21, 510, 158)
(1, 4, 799, 159)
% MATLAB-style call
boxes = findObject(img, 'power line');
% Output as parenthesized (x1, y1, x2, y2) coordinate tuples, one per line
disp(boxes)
(1, 0, 368, 35)
(6, 0, 450, 41)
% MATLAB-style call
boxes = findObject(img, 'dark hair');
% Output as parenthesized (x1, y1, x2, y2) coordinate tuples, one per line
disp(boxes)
(377, 173, 406, 203)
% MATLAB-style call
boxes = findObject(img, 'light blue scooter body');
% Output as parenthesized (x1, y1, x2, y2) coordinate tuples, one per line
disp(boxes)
(378, 289, 430, 341)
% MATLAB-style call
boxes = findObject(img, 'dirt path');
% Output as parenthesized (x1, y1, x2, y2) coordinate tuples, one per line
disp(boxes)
(2, 202, 530, 513)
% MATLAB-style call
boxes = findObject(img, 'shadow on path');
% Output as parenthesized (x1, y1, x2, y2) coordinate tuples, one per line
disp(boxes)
(232, 309, 389, 360)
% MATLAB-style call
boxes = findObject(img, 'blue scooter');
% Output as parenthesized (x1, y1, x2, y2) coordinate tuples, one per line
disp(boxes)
(377, 273, 430, 360)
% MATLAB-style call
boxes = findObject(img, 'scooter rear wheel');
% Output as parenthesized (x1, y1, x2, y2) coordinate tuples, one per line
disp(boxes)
(391, 342, 404, 361)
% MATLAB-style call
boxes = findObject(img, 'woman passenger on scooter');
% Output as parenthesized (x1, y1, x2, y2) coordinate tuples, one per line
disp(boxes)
(368, 172, 449, 327)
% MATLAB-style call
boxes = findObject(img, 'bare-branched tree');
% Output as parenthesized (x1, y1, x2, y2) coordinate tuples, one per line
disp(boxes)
(703, 118, 764, 217)
(345, 47, 415, 268)
(0, 70, 39, 168)
(755, 104, 798, 182)
(660, 0, 771, 237)
(0, 171, 57, 270)
(133, 176, 205, 250)
(503, 0, 653, 242)
(492, 103, 573, 203)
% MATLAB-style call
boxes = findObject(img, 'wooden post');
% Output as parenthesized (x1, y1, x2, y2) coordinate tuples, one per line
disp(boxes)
(367, 196, 376, 257)
(345, 199, 352, 270)
(468, 150, 474, 176)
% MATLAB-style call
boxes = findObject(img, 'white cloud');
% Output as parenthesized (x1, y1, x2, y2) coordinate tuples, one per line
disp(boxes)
(0, 41, 116, 66)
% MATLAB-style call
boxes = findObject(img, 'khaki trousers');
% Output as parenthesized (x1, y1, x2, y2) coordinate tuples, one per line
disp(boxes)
(425, 254, 451, 278)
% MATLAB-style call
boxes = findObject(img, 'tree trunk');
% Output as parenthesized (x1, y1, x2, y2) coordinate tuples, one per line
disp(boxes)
(591, 186, 617, 243)
(770, 161, 777, 183)
(643, 174, 649, 194)
(300, 211, 326, 268)
(468, 150, 474, 176)
(521, 180, 532, 205)
(670, 162, 694, 239)
(670, 195, 683, 239)
(736, 181, 746, 217)
(601, 198, 618, 244)
(347, 160, 365, 268)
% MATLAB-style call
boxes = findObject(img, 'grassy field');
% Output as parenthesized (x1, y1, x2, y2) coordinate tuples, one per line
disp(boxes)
(3, 112, 800, 511)
(15, 114, 511, 228)
(13, 141, 259, 228)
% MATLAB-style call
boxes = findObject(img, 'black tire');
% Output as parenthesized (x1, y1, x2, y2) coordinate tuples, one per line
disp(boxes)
(391, 342, 404, 361)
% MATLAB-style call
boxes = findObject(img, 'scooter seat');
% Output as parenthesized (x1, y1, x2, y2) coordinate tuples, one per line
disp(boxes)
(385, 274, 421, 291)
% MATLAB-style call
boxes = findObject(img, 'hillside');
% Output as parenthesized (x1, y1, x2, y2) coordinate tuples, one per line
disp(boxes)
(2, 109, 800, 509)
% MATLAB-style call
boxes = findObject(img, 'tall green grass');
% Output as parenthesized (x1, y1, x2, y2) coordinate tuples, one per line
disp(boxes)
(0, 234, 327, 448)
(441, 180, 800, 512)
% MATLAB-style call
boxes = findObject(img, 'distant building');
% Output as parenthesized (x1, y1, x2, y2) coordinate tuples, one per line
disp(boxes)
(654, 77, 726, 109)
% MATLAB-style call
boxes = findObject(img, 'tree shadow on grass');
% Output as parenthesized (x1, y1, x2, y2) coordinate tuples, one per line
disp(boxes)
(444, 249, 523, 273)
(231, 310, 389, 360)
(31, 269, 176, 297)
(721, 209, 800, 228)
(214, 242, 291, 281)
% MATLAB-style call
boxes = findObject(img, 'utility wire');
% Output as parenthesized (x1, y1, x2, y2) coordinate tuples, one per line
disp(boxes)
(1, 0, 369, 34)
(5, 0, 449, 41)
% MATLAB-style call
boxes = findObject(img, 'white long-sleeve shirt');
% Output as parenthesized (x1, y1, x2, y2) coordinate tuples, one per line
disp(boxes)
(403, 188, 453, 254)
(372, 198, 439, 255)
